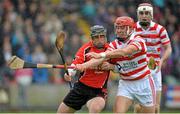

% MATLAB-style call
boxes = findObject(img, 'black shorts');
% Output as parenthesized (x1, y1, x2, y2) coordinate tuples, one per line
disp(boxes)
(63, 81, 107, 110)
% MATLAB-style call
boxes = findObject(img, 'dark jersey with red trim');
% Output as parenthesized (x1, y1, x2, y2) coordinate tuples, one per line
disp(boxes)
(72, 41, 110, 88)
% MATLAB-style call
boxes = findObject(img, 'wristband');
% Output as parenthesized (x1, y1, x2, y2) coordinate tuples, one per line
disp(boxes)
(68, 64, 77, 76)
(100, 52, 106, 58)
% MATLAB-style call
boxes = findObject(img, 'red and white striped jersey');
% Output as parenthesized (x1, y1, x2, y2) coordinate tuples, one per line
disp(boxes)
(109, 34, 151, 80)
(134, 21, 170, 63)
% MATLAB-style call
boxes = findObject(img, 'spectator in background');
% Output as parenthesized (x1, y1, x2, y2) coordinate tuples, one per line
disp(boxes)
(32, 44, 48, 84)
(81, 0, 96, 25)
(3, 35, 12, 63)
(171, 31, 180, 80)
(153, 0, 165, 8)
(48, 48, 65, 84)
(63, 13, 79, 36)
(0, 34, 14, 85)
(44, 14, 63, 33)
(94, 6, 110, 27)
(15, 45, 33, 108)
(0, 41, 5, 68)
(69, 34, 82, 56)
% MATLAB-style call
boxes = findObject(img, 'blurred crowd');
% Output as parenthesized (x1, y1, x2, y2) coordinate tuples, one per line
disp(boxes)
(0, 0, 180, 86)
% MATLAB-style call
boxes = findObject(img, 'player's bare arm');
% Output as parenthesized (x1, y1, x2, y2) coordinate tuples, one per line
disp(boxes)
(103, 44, 139, 58)
(161, 43, 172, 63)
(76, 44, 138, 71)
(76, 58, 105, 71)
(100, 61, 115, 70)
(157, 43, 172, 72)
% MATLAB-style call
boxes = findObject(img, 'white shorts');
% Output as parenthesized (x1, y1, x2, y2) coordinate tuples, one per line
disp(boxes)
(150, 67, 162, 91)
(117, 76, 156, 107)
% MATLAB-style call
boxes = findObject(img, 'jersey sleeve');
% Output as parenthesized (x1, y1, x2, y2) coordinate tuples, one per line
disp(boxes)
(107, 41, 116, 51)
(159, 26, 170, 45)
(72, 46, 85, 65)
(129, 37, 146, 52)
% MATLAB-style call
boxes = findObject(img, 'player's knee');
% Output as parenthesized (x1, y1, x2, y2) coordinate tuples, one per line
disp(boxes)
(57, 102, 75, 113)
(155, 104, 160, 111)
(155, 104, 160, 108)
(89, 104, 104, 113)
(134, 104, 142, 113)
(90, 106, 104, 113)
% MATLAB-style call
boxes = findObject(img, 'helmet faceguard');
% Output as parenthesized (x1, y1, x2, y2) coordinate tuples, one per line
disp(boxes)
(137, 3, 153, 26)
(114, 16, 134, 42)
(90, 25, 107, 49)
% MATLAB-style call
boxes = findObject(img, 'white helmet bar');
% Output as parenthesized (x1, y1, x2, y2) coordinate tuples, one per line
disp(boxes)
(137, 3, 153, 18)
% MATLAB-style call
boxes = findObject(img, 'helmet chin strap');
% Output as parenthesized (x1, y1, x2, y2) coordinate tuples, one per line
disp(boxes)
(127, 26, 130, 36)
(126, 26, 133, 40)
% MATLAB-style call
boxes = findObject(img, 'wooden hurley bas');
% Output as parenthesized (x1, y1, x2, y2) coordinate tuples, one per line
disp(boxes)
(55, 31, 73, 89)
(8, 56, 74, 70)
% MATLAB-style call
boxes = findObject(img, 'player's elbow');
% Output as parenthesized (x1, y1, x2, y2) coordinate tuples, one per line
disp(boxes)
(167, 44, 172, 55)
(169, 46, 172, 54)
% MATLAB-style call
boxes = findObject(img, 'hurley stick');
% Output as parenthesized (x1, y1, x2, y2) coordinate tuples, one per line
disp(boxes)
(55, 31, 73, 89)
(8, 56, 74, 70)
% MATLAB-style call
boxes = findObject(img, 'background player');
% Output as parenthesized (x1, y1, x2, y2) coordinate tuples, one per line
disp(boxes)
(134, 3, 172, 113)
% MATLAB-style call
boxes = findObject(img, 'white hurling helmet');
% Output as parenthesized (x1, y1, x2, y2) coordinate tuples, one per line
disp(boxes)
(137, 3, 153, 19)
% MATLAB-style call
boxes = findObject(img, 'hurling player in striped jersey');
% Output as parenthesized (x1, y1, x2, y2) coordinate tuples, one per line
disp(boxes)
(76, 16, 156, 113)
(134, 3, 172, 113)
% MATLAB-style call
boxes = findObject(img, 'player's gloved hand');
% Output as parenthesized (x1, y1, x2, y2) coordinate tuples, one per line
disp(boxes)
(86, 52, 101, 59)
(64, 73, 72, 81)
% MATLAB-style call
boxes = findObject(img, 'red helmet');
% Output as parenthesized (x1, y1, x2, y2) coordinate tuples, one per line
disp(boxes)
(114, 16, 134, 41)
(114, 16, 134, 28)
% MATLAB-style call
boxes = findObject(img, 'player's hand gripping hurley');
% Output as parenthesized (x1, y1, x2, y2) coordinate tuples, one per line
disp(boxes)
(55, 31, 73, 89)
